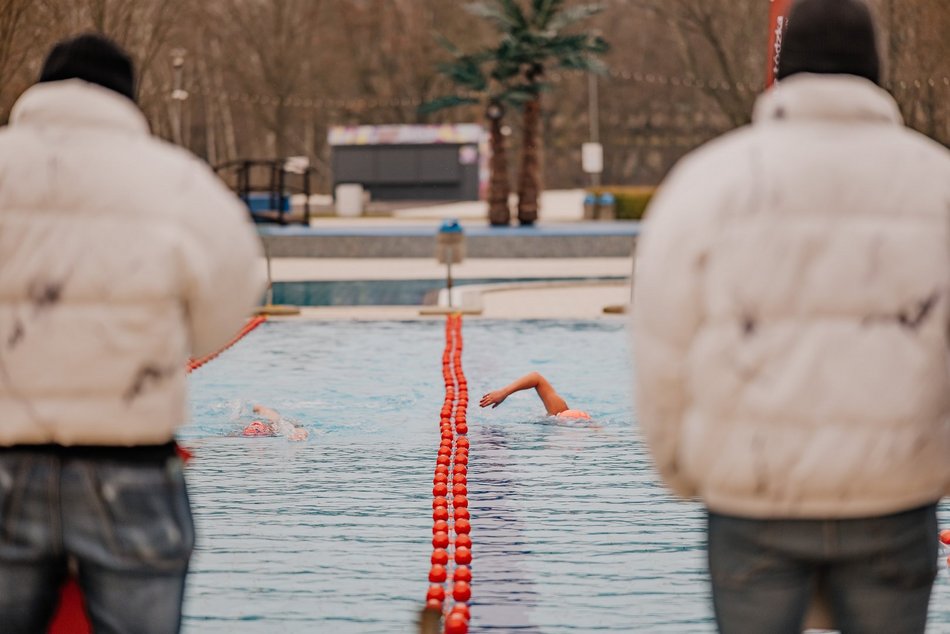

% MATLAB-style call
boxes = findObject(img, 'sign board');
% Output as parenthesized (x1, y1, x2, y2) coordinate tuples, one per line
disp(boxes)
(582, 142, 603, 174)
(328, 124, 483, 146)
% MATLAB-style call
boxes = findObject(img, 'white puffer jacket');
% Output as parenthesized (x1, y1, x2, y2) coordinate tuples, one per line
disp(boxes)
(0, 80, 265, 446)
(632, 75, 950, 519)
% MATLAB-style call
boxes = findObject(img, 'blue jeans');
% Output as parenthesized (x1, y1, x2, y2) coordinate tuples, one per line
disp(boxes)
(0, 448, 195, 634)
(708, 505, 938, 634)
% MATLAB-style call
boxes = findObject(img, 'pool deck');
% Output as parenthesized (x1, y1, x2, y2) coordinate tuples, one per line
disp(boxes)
(259, 190, 637, 319)
(259, 221, 639, 258)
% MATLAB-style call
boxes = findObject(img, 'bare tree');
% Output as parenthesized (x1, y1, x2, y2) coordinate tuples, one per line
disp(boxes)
(2, 0, 944, 191)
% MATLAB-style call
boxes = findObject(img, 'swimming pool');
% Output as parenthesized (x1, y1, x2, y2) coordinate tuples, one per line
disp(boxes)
(182, 319, 950, 633)
(271, 278, 626, 306)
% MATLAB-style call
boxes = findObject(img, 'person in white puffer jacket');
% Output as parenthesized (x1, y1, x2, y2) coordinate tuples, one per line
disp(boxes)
(0, 35, 264, 633)
(632, 1, 950, 632)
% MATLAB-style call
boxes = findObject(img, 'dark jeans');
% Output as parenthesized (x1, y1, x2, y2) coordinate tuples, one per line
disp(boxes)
(708, 505, 938, 634)
(0, 446, 195, 634)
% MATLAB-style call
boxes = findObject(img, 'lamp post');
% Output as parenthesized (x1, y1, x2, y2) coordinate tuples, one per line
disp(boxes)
(170, 48, 188, 146)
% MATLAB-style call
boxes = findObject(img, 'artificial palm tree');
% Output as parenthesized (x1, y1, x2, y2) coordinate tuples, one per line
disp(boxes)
(468, 0, 608, 225)
(421, 49, 516, 226)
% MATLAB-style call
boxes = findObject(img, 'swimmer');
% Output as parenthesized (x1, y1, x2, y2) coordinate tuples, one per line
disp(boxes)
(479, 372, 590, 420)
(242, 404, 309, 441)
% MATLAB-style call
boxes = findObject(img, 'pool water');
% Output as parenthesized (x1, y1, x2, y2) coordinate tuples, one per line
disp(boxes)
(271, 278, 625, 306)
(182, 319, 950, 633)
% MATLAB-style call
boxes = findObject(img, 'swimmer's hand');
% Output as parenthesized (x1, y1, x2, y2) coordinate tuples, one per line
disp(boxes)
(480, 390, 508, 409)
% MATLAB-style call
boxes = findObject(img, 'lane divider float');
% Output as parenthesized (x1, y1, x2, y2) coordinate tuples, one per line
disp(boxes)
(425, 314, 473, 634)
(187, 315, 267, 373)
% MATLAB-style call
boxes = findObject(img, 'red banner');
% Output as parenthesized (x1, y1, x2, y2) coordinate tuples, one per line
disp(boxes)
(766, 0, 793, 88)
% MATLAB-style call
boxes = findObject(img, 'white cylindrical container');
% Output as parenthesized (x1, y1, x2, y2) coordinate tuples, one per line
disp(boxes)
(335, 183, 364, 217)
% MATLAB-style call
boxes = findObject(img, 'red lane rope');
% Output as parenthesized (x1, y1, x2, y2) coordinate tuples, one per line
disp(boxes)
(187, 315, 267, 373)
(424, 314, 473, 634)
(49, 315, 267, 634)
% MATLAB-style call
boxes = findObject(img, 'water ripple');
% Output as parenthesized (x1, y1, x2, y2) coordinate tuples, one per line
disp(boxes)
(182, 320, 950, 633)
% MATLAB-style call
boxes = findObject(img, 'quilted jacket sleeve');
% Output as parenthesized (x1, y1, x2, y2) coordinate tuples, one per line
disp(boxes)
(632, 157, 714, 499)
(176, 158, 266, 359)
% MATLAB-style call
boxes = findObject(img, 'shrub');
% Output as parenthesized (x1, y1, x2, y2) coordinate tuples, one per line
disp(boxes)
(588, 186, 656, 221)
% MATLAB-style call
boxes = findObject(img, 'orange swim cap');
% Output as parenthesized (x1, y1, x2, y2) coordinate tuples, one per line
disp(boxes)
(556, 409, 591, 420)
(242, 420, 272, 436)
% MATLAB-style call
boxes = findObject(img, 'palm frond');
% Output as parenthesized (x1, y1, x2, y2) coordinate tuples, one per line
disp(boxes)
(501, 88, 538, 105)
(437, 54, 489, 92)
(497, 0, 530, 31)
(532, 0, 565, 28)
(557, 54, 608, 74)
(547, 3, 604, 32)
(545, 33, 608, 55)
(466, 1, 525, 33)
(418, 95, 481, 115)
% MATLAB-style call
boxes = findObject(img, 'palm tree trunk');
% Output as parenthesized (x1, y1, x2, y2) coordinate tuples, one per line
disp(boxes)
(517, 96, 542, 225)
(487, 106, 511, 226)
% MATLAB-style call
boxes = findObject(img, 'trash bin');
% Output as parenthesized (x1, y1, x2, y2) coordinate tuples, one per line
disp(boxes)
(583, 192, 598, 220)
(436, 219, 465, 264)
(436, 219, 465, 308)
(597, 192, 616, 220)
(335, 183, 364, 217)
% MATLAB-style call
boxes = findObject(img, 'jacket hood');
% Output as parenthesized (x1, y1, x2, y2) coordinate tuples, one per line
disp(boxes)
(754, 74, 902, 126)
(10, 79, 149, 135)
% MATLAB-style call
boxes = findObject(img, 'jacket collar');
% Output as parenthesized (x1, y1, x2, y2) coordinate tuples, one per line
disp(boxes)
(753, 74, 902, 126)
(9, 79, 149, 135)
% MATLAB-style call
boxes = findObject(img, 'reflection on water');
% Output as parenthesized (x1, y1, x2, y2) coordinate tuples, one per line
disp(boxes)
(183, 320, 950, 633)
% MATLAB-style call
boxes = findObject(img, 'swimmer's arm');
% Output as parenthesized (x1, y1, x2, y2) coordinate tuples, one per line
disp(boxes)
(479, 372, 569, 416)
(252, 404, 281, 423)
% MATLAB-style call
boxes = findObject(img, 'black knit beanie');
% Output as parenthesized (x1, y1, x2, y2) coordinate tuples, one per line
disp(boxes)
(39, 34, 136, 101)
(777, 0, 880, 85)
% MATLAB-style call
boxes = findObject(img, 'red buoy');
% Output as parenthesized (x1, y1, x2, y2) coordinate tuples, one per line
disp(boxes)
(426, 584, 445, 602)
(433, 520, 449, 534)
(433, 531, 450, 549)
(455, 534, 472, 549)
(455, 546, 472, 565)
(450, 603, 470, 622)
(429, 564, 447, 583)
(453, 566, 472, 583)
(455, 518, 472, 534)
(444, 612, 468, 634)
(431, 549, 449, 565)
(453, 581, 472, 602)
(433, 507, 449, 522)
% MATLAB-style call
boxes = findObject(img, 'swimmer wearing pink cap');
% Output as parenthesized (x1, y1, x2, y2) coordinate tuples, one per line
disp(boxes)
(480, 372, 590, 420)
(242, 404, 309, 441)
